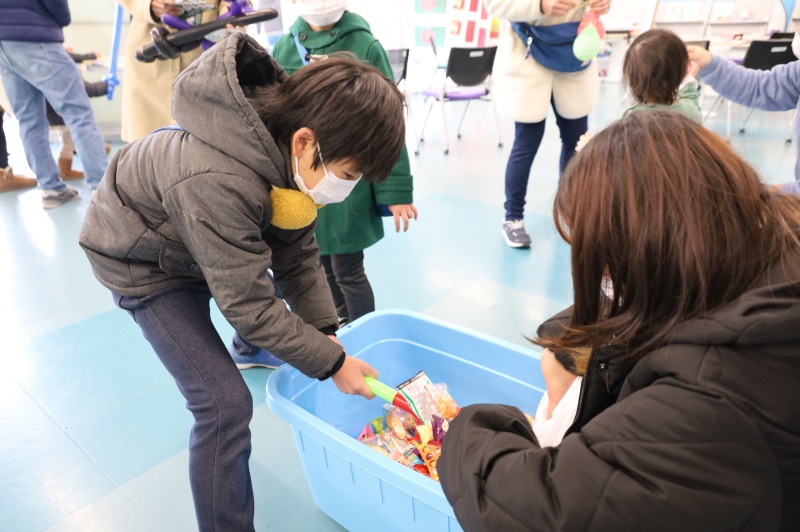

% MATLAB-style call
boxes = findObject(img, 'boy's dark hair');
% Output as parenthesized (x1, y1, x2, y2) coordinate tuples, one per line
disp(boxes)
(623, 29, 688, 105)
(246, 53, 405, 182)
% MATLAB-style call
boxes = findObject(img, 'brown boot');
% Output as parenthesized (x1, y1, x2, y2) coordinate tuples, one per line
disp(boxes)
(0, 166, 38, 192)
(58, 157, 84, 180)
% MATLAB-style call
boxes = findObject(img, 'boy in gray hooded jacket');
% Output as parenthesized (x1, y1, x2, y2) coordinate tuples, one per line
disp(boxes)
(79, 33, 405, 531)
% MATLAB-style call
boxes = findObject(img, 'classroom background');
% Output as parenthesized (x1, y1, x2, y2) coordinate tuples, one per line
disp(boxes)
(1, 0, 797, 530)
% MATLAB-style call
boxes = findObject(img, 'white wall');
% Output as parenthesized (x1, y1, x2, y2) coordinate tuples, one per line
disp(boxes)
(63, 0, 127, 133)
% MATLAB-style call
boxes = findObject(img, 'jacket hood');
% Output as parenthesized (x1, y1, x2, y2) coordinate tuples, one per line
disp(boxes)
(666, 267, 800, 363)
(171, 33, 290, 187)
(289, 11, 372, 46)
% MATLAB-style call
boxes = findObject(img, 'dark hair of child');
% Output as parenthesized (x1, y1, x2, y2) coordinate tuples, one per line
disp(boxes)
(623, 29, 689, 105)
(245, 53, 405, 183)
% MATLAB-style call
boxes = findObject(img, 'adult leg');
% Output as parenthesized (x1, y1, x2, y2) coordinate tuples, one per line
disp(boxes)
(0, 42, 64, 190)
(502, 120, 546, 247)
(552, 102, 588, 174)
(326, 251, 374, 323)
(503, 120, 546, 221)
(115, 284, 255, 532)
(320, 254, 348, 321)
(1, 41, 106, 189)
(37, 44, 107, 189)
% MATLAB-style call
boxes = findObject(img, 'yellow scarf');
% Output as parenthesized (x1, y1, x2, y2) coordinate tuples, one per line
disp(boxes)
(269, 187, 323, 230)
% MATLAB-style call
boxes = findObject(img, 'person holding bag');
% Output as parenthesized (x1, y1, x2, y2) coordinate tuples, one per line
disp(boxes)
(486, 0, 610, 248)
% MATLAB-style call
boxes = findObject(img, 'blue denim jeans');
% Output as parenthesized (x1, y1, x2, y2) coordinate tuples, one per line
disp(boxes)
(114, 283, 255, 532)
(320, 251, 374, 323)
(504, 99, 587, 221)
(0, 41, 107, 190)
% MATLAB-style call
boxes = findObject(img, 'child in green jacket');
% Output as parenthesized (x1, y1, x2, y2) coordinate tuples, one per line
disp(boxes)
(276, 1, 417, 323)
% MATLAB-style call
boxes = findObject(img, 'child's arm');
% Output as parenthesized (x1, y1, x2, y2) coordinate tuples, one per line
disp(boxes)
(163, 176, 344, 381)
(677, 78, 702, 122)
(365, 42, 417, 232)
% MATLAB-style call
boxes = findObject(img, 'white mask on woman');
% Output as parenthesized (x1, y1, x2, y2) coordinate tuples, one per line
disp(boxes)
(601, 276, 615, 300)
(296, 0, 347, 28)
(293, 143, 360, 204)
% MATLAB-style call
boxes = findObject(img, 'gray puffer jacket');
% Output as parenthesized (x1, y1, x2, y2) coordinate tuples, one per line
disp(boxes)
(79, 34, 342, 379)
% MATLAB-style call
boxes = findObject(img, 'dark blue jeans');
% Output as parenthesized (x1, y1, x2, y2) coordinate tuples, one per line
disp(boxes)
(320, 251, 374, 323)
(0, 108, 8, 168)
(114, 283, 255, 532)
(504, 100, 588, 221)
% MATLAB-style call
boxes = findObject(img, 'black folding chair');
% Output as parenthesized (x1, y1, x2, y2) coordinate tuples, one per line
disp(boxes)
(684, 39, 710, 50)
(419, 46, 502, 155)
(386, 48, 420, 155)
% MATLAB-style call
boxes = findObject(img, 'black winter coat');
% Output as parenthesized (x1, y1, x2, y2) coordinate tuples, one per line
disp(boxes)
(439, 272, 800, 531)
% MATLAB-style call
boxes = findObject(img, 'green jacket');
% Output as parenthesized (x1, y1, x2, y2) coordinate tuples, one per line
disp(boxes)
(622, 80, 702, 123)
(272, 11, 413, 255)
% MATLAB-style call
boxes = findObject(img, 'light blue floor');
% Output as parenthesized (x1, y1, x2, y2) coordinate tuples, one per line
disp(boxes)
(0, 82, 795, 531)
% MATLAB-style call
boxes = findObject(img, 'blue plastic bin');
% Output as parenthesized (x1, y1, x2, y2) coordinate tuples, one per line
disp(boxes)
(266, 310, 546, 532)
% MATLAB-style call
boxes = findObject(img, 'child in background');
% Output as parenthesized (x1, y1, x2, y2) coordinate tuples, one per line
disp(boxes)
(577, 28, 700, 152)
(228, 0, 418, 369)
(276, 0, 418, 323)
(621, 28, 701, 122)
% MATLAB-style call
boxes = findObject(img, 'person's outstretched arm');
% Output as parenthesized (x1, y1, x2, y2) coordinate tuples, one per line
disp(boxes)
(689, 45, 800, 112)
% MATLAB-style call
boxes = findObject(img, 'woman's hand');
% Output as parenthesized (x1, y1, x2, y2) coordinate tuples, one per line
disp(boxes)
(687, 45, 713, 70)
(150, 0, 182, 20)
(540, 348, 578, 419)
(588, 0, 611, 15)
(542, 0, 578, 17)
(388, 204, 419, 233)
(331, 354, 378, 399)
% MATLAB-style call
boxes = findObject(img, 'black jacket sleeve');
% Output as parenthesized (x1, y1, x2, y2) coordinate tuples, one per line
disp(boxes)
(439, 383, 780, 531)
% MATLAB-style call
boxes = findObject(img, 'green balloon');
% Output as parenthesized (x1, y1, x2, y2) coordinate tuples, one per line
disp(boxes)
(573, 23, 602, 62)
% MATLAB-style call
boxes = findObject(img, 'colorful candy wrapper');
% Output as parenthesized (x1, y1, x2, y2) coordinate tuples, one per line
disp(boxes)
(397, 371, 440, 426)
(413, 441, 442, 481)
(432, 415, 449, 443)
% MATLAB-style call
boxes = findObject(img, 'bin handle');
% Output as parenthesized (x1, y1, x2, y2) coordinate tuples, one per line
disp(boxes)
(365, 377, 423, 424)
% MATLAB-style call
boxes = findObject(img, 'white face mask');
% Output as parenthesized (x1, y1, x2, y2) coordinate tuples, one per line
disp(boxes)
(296, 0, 347, 27)
(793, 33, 800, 59)
(600, 276, 615, 300)
(293, 143, 360, 204)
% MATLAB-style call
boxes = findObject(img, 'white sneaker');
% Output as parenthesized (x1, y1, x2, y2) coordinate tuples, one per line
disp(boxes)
(502, 219, 532, 248)
(42, 186, 79, 209)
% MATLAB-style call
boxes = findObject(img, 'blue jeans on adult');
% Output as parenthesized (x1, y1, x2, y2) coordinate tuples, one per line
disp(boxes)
(0, 41, 107, 190)
(114, 283, 255, 532)
(320, 250, 374, 324)
(504, 99, 588, 221)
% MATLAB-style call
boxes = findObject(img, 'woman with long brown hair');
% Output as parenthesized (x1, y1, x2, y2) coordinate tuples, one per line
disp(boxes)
(439, 110, 800, 531)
